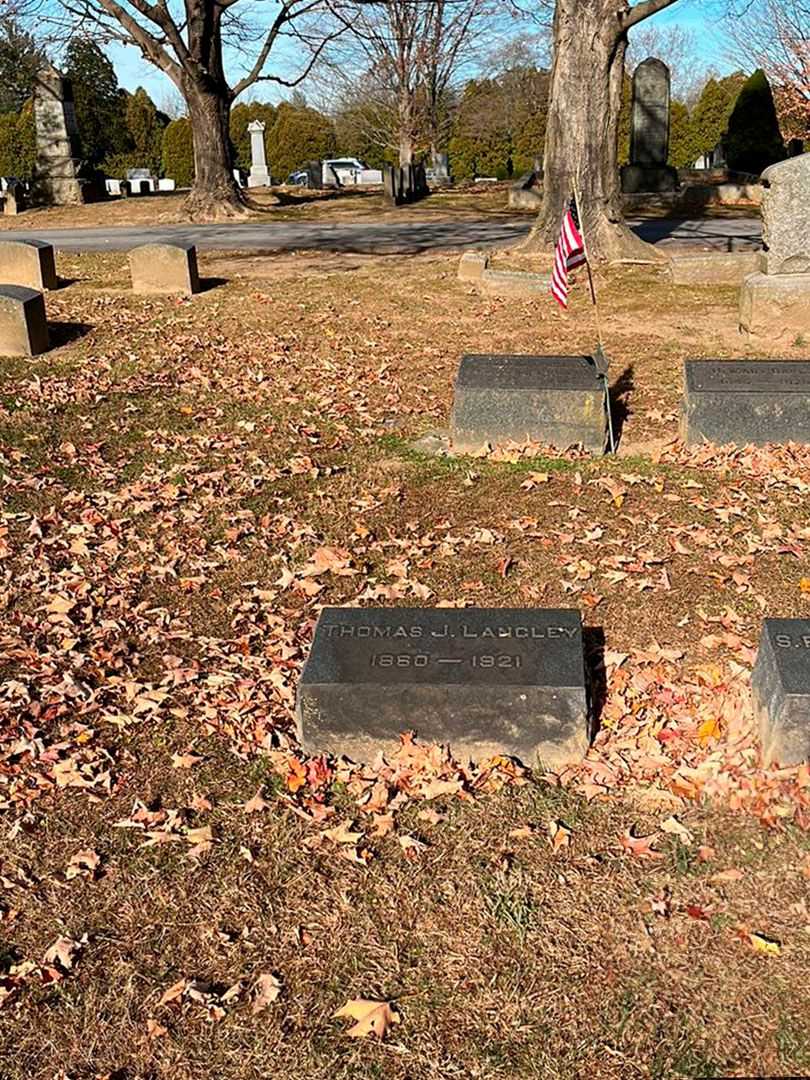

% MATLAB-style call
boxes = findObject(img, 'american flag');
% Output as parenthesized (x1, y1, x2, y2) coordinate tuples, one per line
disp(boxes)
(551, 197, 587, 309)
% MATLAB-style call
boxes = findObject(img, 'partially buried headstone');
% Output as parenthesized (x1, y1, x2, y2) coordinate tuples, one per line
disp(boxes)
(129, 242, 200, 296)
(451, 354, 608, 454)
(0, 239, 57, 290)
(0, 285, 49, 356)
(681, 359, 810, 446)
(752, 619, 810, 765)
(297, 607, 589, 767)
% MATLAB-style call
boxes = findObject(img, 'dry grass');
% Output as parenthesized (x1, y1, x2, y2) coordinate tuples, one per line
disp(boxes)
(0, 186, 525, 232)
(1, 247, 809, 1079)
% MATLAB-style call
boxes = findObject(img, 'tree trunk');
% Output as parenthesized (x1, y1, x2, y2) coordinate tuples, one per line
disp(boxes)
(398, 86, 414, 166)
(524, 0, 664, 263)
(183, 81, 245, 220)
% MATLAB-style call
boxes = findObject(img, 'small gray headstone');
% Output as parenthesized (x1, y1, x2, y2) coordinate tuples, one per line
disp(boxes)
(451, 354, 608, 454)
(0, 284, 49, 356)
(0, 239, 57, 290)
(297, 607, 589, 767)
(752, 619, 810, 765)
(681, 359, 810, 446)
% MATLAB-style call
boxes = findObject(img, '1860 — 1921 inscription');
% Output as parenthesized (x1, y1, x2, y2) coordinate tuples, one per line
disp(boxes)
(752, 618, 810, 765)
(296, 607, 590, 767)
(681, 359, 810, 446)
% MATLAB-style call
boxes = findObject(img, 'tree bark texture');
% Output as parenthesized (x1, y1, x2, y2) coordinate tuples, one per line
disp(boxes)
(184, 80, 244, 219)
(525, 0, 677, 262)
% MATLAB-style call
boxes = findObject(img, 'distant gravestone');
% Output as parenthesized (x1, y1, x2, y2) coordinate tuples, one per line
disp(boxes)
(129, 242, 201, 296)
(0, 285, 49, 356)
(297, 607, 589, 767)
(451, 354, 609, 454)
(31, 65, 84, 207)
(752, 619, 810, 765)
(621, 57, 678, 193)
(247, 120, 271, 188)
(681, 359, 810, 445)
(0, 240, 57, 290)
(3, 181, 24, 216)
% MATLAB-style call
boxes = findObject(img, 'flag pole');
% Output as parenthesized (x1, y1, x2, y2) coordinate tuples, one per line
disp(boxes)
(571, 180, 615, 453)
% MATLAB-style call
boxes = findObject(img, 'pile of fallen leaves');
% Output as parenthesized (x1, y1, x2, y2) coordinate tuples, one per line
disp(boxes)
(558, 647, 810, 830)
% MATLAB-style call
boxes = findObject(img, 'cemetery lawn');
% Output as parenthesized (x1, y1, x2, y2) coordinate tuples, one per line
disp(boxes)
(0, 185, 525, 231)
(2, 248, 810, 1079)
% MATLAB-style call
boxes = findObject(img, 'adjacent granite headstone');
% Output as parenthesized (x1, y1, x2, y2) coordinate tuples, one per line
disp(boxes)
(621, 57, 678, 194)
(247, 120, 271, 188)
(740, 153, 810, 339)
(297, 607, 589, 766)
(0, 285, 49, 356)
(31, 65, 84, 207)
(451, 355, 608, 454)
(759, 152, 810, 275)
(681, 360, 810, 446)
(129, 242, 200, 296)
(752, 619, 810, 765)
(0, 240, 57, 290)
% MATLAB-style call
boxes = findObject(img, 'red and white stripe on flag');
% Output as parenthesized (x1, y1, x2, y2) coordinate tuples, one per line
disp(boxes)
(550, 198, 587, 309)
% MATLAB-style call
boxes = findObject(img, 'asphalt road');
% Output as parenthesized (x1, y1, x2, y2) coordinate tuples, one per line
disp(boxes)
(4, 215, 762, 254)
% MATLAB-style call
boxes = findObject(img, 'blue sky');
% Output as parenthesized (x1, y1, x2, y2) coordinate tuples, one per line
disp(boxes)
(110, 1, 736, 109)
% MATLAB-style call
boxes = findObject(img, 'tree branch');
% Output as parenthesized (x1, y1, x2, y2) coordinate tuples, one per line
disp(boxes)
(93, 0, 184, 86)
(621, 0, 681, 32)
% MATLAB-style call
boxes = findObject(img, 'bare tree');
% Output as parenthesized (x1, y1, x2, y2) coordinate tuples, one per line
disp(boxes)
(323, 0, 506, 167)
(626, 23, 706, 102)
(524, 0, 682, 263)
(724, 0, 809, 137)
(41, 0, 344, 218)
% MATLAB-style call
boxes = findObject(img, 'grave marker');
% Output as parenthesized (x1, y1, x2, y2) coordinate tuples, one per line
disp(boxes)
(752, 618, 810, 765)
(681, 359, 810, 445)
(129, 241, 201, 296)
(451, 354, 608, 454)
(0, 239, 57, 290)
(297, 607, 590, 767)
(247, 120, 271, 188)
(0, 285, 49, 356)
(621, 57, 678, 193)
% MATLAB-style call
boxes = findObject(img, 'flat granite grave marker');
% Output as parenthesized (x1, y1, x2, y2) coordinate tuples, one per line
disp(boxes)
(450, 355, 608, 454)
(297, 607, 590, 767)
(0, 239, 57, 290)
(681, 359, 810, 446)
(129, 241, 200, 296)
(752, 619, 810, 765)
(0, 285, 49, 356)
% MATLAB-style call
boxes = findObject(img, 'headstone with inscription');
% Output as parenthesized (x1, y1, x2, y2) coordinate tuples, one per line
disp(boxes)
(31, 64, 84, 207)
(451, 354, 609, 454)
(752, 618, 810, 765)
(297, 607, 590, 767)
(681, 359, 810, 446)
(620, 57, 678, 194)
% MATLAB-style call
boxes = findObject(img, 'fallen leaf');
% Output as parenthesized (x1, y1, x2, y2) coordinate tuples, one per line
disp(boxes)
(252, 972, 282, 1013)
(65, 848, 101, 880)
(711, 867, 745, 883)
(620, 828, 664, 861)
(548, 819, 572, 853)
(334, 998, 401, 1039)
(749, 932, 781, 957)
(660, 815, 694, 846)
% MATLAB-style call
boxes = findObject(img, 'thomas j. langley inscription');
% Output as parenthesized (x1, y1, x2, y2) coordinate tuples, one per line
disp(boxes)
(296, 607, 590, 768)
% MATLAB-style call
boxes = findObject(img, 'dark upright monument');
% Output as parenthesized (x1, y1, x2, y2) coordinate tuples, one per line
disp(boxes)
(621, 58, 679, 194)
